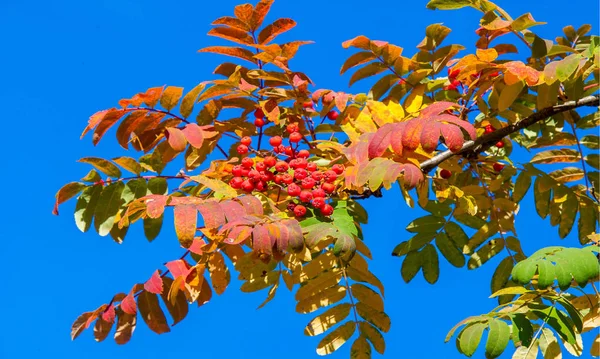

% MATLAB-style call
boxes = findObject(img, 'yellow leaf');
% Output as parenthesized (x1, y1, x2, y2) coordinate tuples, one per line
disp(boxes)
(304, 303, 352, 336)
(591, 334, 600, 357)
(160, 86, 184, 111)
(316, 321, 356, 355)
(295, 286, 347, 314)
(476, 48, 498, 62)
(498, 81, 524, 112)
(350, 337, 372, 359)
(190, 175, 238, 199)
(404, 84, 425, 114)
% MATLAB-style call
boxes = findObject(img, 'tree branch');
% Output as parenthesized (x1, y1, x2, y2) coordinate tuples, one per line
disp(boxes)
(420, 94, 600, 173)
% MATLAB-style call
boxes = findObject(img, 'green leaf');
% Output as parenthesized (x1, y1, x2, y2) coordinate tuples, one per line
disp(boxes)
(581, 135, 599, 149)
(147, 177, 168, 195)
(54, 182, 86, 215)
(510, 314, 533, 347)
(400, 250, 422, 283)
(421, 244, 439, 284)
(93, 182, 125, 237)
(555, 296, 584, 332)
(78, 157, 122, 178)
(315, 321, 356, 355)
(458, 322, 487, 357)
(585, 154, 600, 170)
(531, 306, 576, 344)
(426, 0, 472, 10)
(490, 257, 515, 297)
(556, 54, 582, 81)
(468, 240, 505, 269)
(75, 185, 103, 232)
(143, 216, 163, 242)
(512, 171, 532, 203)
(498, 81, 524, 112)
(435, 232, 465, 267)
(484, 319, 510, 359)
(406, 215, 446, 233)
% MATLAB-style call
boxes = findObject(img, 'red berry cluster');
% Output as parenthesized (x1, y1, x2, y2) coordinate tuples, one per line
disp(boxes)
(483, 124, 505, 149)
(228, 118, 344, 218)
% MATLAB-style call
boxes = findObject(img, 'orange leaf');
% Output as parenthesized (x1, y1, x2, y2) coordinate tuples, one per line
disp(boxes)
(440, 124, 466, 152)
(401, 119, 426, 152)
(114, 309, 136, 345)
(81, 109, 110, 139)
(207, 26, 254, 46)
(165, 127, 187, 152)
(92, 108, 127, 145)
(137, 87, 164, 108)
(340, 51, 377, 75)
(342, 35, 371, 50)
(258, 18, 296, 44)
(115, 111, 152, 149)
(144, 270, 164, 294)
(53, 182, 86, 215)
(211, 16, 250, 32)
(71, 311, 96, 340)
(198, 46, 257, 64)
(234, 3, 254, 24)
(145, 195, 169, 219)
(174, 204, 197, 248)
(419, 121, 441, 152)
(159, 86, 183, 111)
(251, 0, 274, 30)
(197, 201, 226, 228)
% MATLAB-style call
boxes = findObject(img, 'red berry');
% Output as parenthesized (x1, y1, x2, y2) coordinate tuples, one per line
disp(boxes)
(324, 170, 337, 183)
(275, 161, 289, 172)
(287, 183, 301, 196)
(301, 177, 316, 189)
(282, 174, 294, 184)
(248, 170, 261, 182)
(293, 205, 307, 217)
(254, 108, 265, 118)
(484, 125, 494, 134)
(297, 149, 310, 158)
(254, 118, 265, 127)
(312, 188, 326, 198)
(274, 174, 283, 184)
(287, 202, 297, 211)
(241, 157, 254, 168)
(440, 169, 452, 179)
(240, 168, 250, 177)
(229, 177, 243, 189)
(232, 165, 243, 176)
(331, 164, 344, 175)
(448, 68, 460, 79)
(320, 204, 334, 216)
(488, 71, 499, 77)
(312, 197, 325, 209)
(295, 158, 308, 169)
(264, 156, 277, 168)
(255, 181, 267, 192)
(255, 162, 266, 172)
(493, 163, 505, 172)
(495, 140, 505, 148)
(289, 132, 303, 143)
(241, 180, 254, 192)
(286, 123, 299, 133)
(321, 182, 335, 194)
(294, 168, 308, 180)
(302, 101, 313, 109)
(275, 145, 286, 154)
(307, 162, 317, 172)
(237, 144, 249, 155)
(311, 171, 324, 181)
(327, 111, 339, 120)
(241, 136, 252, 146)
(299, 190, 313, 203)
(260, 171, 273, 182)
(269, 136, 282, 147)
(284, 146, 295, 156)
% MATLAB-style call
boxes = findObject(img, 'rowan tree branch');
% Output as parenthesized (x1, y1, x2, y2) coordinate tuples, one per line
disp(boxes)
(420, 94, 600, 173)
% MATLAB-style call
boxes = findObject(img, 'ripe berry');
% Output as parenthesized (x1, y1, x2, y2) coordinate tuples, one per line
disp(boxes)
(241, 136, 252, 146)
(275, 145, 286, 154)
(241, 180, 254, 192)
(274, 175, 283, 184)
(275, 161, 289, 172)
(446, 79, 461, 91)
(255, 181, 267, 192)
(331, 164, 344, 175)
(255, 162, 266, 172)
(237, 144, 249, 155)
(229, 177, 243, 189)
(254, 108, 265, 118)
(287, 202, 297, 211)
(312, 197, 325, 209)
(493, 163, 505, 171)
(484, 125, 494, 134)
(232, 165, 243, 176)
(488, 71, 500, 77)
(293, 205, 307, 217)
(269, 136, 282, 147)
(327, 111, 339, 120)
(311, 171, 324, 181)
(264, 156, 277, 168)
(289, 132, 303, 143)
(324, 170, 337, 183)
(254, 118, 265, 127)
(286, 123, 299, 133)
(282, 174, 294, 184)
(302, 101, 313, 109)
(284, 146, 295, 156)
(297, 150, 310, 158)
(312, 188, 326, 198)
(295, 158, 308, 169)
(299, 190, 313, 203)
(241, 157, 254, 168)
(287, 183, 301, 196)
(320, 204, 334, 216)
(495, 140, 505, 148)
(294, 168, 308, 180)
(448, 68, 460, 79)
(301, 177, 316, 189)
(321, 182, 335, 194)
(260, 171, 273, 182)
(440, 169, 452, 179)
(248, 170, 261, 182)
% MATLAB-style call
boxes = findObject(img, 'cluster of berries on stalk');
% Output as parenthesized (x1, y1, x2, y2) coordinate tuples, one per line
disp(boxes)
(444, 67, 500, 91)
(228, 108, 343, 218)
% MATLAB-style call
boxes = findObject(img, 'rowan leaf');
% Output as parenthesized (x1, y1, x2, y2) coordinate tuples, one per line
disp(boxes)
(295, 286, 347, 314)
(198, 46, 257, 64)
(304, 303, 352, 336)
(208, 252, 230, 295)
(457, 322, 486, 357)
(350, 336, 372, 359)
(144, 270, 164, 294)
(173, 204, 197, 248)
(165, 127, 187, 152)
(341, 52, 377, 75)
(160, 277, 188, 326)
(435, 232, 465, 268)
(531, 149, 581, 164)
(351, 283, 384, 312)
(113, 309, 136, 345)
(359, 321, 385, 354)
(53, 182, 86, 215)
(137, 291, 170, 334)
(316, 320, 356, 355)
(498, 81, 524, 112)
(93, 182, 125, 237)
(484, 319, 510, 358)
(258, 18, 296, 44)
(71, 312, 96, 340)
(159, 86, 183, 111)
(112, 157, 143, 175)
(78, 157, 122, 178)
(208, 26, 254, 45)
(355, 302, 390, 332)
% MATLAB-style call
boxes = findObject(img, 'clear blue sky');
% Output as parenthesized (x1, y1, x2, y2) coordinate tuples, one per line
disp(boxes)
(1, 0, 597, 358)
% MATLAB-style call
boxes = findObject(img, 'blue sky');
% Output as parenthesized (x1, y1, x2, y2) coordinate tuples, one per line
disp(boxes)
(1, 0, 598, 358)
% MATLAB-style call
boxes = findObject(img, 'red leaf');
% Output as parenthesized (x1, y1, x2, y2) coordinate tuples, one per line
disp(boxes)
(144, 270, 164, 294)
(420, 101, 458, 117)
(401, 164, 424, 189)
(389, 123, 406, 155)
(101, 305, 116, 323)
(440, 124, 466, 152)
(236, 195, 264, 216)
(368, 123, 395, 158)
(223, 225, 252, 245)
(165, 259, 192, 279)
(145, 195, 169, 219)
(189, 237, 207, 255)
(419, 121, 441, 153)
(165, 127, 187, 152)
(252, 224, 273, 255)
(435, 114, 477, 140)
(182, 123, 218, 149)
(121, 291, 137, 315)
(219, 200, 246, 222)
(174, 204, 197, 248)
(401, 119, 426, 151)
(196, 201, 226, 229)
(284, 219, 304, 253)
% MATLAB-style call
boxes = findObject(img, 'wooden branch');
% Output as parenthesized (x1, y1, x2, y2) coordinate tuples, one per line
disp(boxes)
(420, 94, 600, 173)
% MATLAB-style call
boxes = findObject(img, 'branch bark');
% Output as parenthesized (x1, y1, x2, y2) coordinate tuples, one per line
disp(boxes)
(420, 94, 600, 173)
